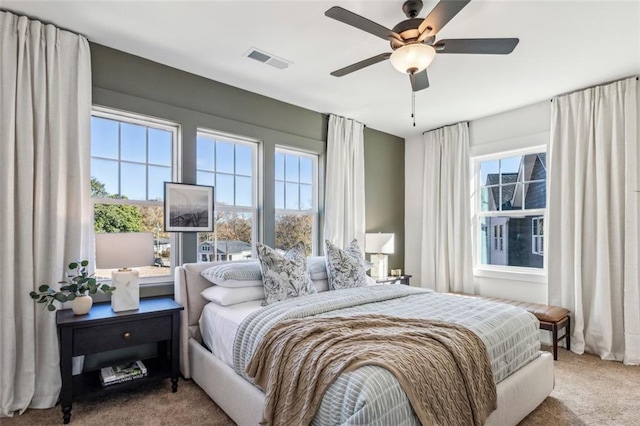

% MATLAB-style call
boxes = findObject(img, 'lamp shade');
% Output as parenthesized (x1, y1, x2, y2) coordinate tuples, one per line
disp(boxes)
(365, 233, 395, 254)
(95, 232, 155, 269)
(389, 44, 436, 74)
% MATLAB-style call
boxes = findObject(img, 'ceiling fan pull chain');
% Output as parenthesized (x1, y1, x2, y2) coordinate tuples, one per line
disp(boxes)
(412, 91, 416, 127)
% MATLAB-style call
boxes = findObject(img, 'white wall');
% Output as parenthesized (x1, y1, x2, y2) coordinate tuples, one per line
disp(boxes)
(405, 101, 551, 304)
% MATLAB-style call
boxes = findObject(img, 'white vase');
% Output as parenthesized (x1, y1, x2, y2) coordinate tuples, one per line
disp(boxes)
(72, 295, 93, 315)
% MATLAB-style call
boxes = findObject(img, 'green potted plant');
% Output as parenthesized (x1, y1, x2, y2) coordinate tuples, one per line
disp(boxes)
(30, 260, 116, 315)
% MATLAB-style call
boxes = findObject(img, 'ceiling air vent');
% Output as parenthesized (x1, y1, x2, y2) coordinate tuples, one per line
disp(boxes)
(244, 48, 292, 70)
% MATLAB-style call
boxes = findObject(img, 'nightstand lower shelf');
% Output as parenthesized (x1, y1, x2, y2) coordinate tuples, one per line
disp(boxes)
(71, 357, 172, 401)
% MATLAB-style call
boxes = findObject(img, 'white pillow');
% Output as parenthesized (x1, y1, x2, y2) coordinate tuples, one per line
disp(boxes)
(201, 262, 263, 288)
(201, 285, 265, 306)
(307, 256, 328, 280)
(312, 279, 330, 293)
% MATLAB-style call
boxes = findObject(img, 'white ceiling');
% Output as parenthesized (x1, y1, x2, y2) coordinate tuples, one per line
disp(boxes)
(2, 0, 639, 138)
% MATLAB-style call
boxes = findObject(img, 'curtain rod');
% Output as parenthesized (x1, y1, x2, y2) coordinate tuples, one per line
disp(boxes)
(1, 8, 88, 40)
(422, 121, 469, 135)
(550, 75, 639, 102)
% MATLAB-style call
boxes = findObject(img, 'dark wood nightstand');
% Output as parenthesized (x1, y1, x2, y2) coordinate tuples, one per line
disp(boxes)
(56, 297, 183, 424)
(375, 275, 412, 285)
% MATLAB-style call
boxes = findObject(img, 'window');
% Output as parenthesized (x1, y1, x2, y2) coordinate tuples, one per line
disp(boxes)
(275, 148, 318, 255)
(196, 130, 258, 262)
(91, 107, 178, 281)
(532, 217, 544, 255)
(474, 149, 546, 270)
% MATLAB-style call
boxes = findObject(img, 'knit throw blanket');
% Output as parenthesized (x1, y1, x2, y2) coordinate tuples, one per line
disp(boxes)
(246, 314, 497, 426)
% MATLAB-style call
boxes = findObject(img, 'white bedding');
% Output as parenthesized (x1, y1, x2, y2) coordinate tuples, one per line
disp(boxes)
(199, 300, 263, 367)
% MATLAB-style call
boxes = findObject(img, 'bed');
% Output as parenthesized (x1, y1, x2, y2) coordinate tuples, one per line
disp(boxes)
(175, 260, 554, 425)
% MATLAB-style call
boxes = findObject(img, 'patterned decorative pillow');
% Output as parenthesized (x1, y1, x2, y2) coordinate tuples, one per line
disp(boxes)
(325, 239, 369, 290)
(256, 241, 316, 305)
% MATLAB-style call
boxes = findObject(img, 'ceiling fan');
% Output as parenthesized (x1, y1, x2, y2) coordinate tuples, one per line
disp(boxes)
(325, 0, 519, 92)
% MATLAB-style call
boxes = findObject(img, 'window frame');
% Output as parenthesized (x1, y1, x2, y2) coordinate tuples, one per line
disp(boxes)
(471, 145, 547, 277)
(196, 128, 260, 261)
(91, 106, 180, 285)
(274, 146, 319, 255)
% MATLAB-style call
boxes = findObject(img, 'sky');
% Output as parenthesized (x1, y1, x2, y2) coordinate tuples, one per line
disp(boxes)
(91, 116, 314, 211)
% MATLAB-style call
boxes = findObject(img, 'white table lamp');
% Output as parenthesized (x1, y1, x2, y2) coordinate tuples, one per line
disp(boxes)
(365, 233, 395, 279)
(95, 232, 154, 312)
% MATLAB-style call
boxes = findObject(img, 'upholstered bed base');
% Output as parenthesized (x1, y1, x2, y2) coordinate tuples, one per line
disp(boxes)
(189, 337, 553, 426)
(175, 263, 555, 426)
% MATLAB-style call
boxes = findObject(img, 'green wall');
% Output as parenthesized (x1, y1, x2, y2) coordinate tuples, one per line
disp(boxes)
(363, 128, 405, 271)
(90, 43, 405, 272)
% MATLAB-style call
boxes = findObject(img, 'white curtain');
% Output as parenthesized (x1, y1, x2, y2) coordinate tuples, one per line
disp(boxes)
(323, 114, 365, 248)
(0, 12, 92, 415)
(420, 122, 474, 293)
(547, 77, 639, 365)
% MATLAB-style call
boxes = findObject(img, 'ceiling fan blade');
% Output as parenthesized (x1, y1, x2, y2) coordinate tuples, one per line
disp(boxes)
(434, 38, 519, 54)
(330, 52, 392, 77)
(325, 6, 403, 43)
(410, 70, 430, 92)
(418, 0, 471, 36)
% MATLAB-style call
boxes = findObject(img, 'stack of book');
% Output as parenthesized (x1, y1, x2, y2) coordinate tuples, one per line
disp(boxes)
(100, 360, 147, 386)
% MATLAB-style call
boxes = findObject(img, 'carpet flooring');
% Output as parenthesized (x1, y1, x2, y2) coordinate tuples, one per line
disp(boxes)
(4, 347, 639, 425)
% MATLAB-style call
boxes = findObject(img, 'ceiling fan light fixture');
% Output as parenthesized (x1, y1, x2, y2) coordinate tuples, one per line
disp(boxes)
(389, 44, 436, 74)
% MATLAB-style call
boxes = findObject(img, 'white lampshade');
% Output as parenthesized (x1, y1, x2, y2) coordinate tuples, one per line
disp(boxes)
(95, 232, 155, 313)
(365, 233, 395, 254)
(389, 44, 436, 74)
(95, 232, 155, 269)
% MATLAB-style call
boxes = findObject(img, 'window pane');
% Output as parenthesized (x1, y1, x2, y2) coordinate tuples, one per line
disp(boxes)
(285, 154, 299, 182)
(276, 181, 285, 209)
(216, 173, 234, 205)
(498, 184, 518, 210)
(216, 141, 234, 174)
(121, 123, 146, 163)
(235, 176, 252, 207)
(236, 144, 252, 177)
(148, 128, 172, 166)
(480, 186, 497, 212)
(523, 153, 547, 182)
(198, 212, 253, 262)
(148, 166, 171, 201)
(300, 157, 313, 184)
(479, 216, 543, 268)
(121, 162, 146, 200)
(197, 136, 215, 171)
(91, 159, 119, 196)
(285, 182, 299, 210)
(300, 184, 313, 210)
(275, 152, 285, 180)
(500, 156, 521, 178)
(480, 159, 499, 186)
(523, 181, 547, 209)
(91, 116, 119, 160)
(275, 214, 313, 254)
(197, 171, 215, 186)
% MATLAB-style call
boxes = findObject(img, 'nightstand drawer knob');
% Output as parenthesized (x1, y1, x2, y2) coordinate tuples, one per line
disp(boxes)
(123, 332, 131, 339)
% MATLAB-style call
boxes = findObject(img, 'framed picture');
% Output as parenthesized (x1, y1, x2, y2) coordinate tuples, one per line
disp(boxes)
(164, 182, 214, 232)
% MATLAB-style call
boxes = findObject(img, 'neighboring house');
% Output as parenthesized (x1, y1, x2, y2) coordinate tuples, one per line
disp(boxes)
(198, 240, 252, 262)
(485, 153, 546, 268)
